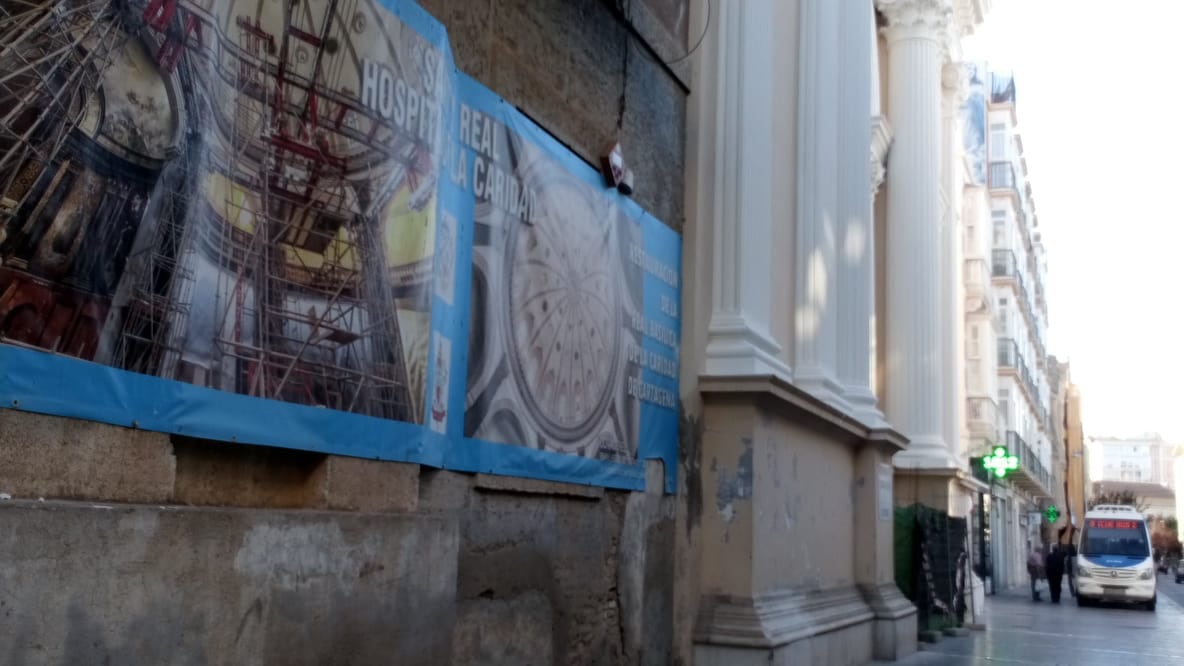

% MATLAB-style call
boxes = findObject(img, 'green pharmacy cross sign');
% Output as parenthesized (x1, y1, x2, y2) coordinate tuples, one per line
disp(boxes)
(982, 446, 1019, 478)
(1045, 505, 1061, 524)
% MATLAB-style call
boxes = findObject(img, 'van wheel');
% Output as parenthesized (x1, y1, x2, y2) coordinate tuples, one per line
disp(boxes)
(1077, 596, 1091, 608)
(1146, 596, 1157, 612)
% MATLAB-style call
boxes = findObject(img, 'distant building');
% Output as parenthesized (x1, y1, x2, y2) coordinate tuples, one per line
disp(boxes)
(1091, 480, 1176, 520)
(1092, 434, 1176, 489)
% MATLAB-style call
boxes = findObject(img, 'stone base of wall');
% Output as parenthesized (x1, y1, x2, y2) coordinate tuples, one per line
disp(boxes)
(693, 585, 907, 666)
(863, 583, 919, 661)
(0, 409, 678, 665)
(0, 500, 457, 665)
(695, 614, 876, 666)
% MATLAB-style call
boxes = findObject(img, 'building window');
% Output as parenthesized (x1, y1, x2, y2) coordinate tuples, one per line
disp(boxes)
(990, 123, 1007, 159)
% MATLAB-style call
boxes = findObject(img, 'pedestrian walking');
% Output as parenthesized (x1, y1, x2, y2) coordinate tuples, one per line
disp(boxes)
(1045, 543, 1065, 604)
(1027, 545, 1044, 601)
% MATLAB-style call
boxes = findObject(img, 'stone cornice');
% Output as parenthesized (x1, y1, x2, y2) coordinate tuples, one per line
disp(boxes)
(955, 0, 990, 36)
(698, 373, 909, 454)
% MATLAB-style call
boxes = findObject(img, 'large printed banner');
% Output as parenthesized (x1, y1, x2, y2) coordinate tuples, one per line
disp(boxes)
(0, 0, 681, 491)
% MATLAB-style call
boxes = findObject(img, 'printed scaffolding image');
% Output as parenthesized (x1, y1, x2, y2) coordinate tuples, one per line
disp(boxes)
(0, 0, 446, 423)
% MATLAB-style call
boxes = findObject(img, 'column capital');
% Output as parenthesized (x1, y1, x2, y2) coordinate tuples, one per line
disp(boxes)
(942, 62, 969, 105)
(876, 0, 954, 43)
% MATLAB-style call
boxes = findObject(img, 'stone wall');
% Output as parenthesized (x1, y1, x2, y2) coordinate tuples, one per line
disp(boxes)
(419, 0, 690, 230)
(0, 1, 691, 663)
(0, 500, 457, 665)
(0, 408, 680, 665)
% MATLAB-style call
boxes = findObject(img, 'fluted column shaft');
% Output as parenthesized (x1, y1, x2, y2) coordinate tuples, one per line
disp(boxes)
(698, 0, 791, 379)
(792, 0, 842, 404)
(835, 0, 883, 423)
(941, 63, 968, 466)
(879, 0, 955, 464)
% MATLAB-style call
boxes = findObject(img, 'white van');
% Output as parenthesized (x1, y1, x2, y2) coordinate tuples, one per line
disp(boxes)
(1075, 505, 1156, 610)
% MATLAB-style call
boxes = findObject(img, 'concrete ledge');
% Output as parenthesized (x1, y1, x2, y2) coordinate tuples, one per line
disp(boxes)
(0, 410, 174, 503)
(0, 500, 458, 665)
(699, 374, 908, 454)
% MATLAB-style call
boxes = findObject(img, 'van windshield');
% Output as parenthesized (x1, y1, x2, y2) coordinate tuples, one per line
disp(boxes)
(1081, 518, 1149, 557)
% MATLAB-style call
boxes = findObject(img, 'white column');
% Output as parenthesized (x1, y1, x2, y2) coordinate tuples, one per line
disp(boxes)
(877, 0, 956, 467)
(941, 62, 968, 465)
(792, 0, 842, 404)
(834, 0, 884, 424)
(694, 0, 792, 380)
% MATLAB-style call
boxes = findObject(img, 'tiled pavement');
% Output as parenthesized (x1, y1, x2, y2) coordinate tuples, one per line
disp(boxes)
(883, 578, 1184, 665)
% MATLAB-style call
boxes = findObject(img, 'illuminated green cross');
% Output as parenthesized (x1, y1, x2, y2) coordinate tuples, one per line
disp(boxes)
(1045, 505, 1060, 524)
(982, 446, 1019, 478)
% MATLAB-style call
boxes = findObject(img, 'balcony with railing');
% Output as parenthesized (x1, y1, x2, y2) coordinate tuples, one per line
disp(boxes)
(991, 249, 1046, 363)
(1005, 430, 1051, 496)
(997, 337, 1049, 428)
(967, 397, 999, 453)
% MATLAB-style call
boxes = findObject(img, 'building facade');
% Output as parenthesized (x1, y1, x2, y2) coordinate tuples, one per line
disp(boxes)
(1092, 434, 1177, 489)
(877, 0, 992, 523)
(1046, 356, 1068, 541)
(0, 0, 1015, 663)
(958, 62, 1057, 589)
(0, 0, 691, 663)
(1063, 373, 1089, 540)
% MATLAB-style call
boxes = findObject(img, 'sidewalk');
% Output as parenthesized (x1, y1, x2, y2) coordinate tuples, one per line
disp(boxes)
(879, 585, 1184, 665)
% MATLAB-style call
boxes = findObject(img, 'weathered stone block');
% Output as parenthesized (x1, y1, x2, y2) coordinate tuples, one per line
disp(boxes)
(0, 410, 174, 503)
(172, 436, 327, 508)
(322, 456, 419, 512)
(172, 438, 419, 512)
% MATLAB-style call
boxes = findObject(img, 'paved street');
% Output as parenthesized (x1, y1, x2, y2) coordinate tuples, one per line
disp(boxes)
(887, 575, 1184, 665)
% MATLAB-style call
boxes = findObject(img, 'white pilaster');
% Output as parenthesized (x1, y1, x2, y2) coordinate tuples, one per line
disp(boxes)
(834, 0, 883, 424)
(941, 62, 968, 466)
(792, 0, 843, 404)
(877, 0, 957, 468)
(693, 0, 792, 380)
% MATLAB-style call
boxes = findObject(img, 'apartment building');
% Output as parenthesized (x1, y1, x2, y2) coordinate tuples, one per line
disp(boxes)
(961, 64, 1055, 589)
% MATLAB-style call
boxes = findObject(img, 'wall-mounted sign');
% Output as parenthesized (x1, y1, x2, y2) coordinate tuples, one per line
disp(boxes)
(982, 447, 1019, 478)
(0, 0, 681, 492)
(1044, 505, 1060, 524)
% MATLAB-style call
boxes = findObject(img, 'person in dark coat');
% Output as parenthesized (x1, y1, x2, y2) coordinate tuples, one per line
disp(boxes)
(1045, 543, 1066, 603)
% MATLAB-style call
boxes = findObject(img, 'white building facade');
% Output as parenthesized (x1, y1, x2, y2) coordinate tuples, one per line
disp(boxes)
(958, 64, 1056, 590)
(1092, 434, 1176, 489)
(679, 0, 989, 662)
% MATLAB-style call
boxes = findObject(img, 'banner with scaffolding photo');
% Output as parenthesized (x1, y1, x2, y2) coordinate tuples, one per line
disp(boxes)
(0, 0, 681, 491)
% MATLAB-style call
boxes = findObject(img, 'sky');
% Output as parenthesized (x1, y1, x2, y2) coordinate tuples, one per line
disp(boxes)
(963, 1, 1184, 444)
